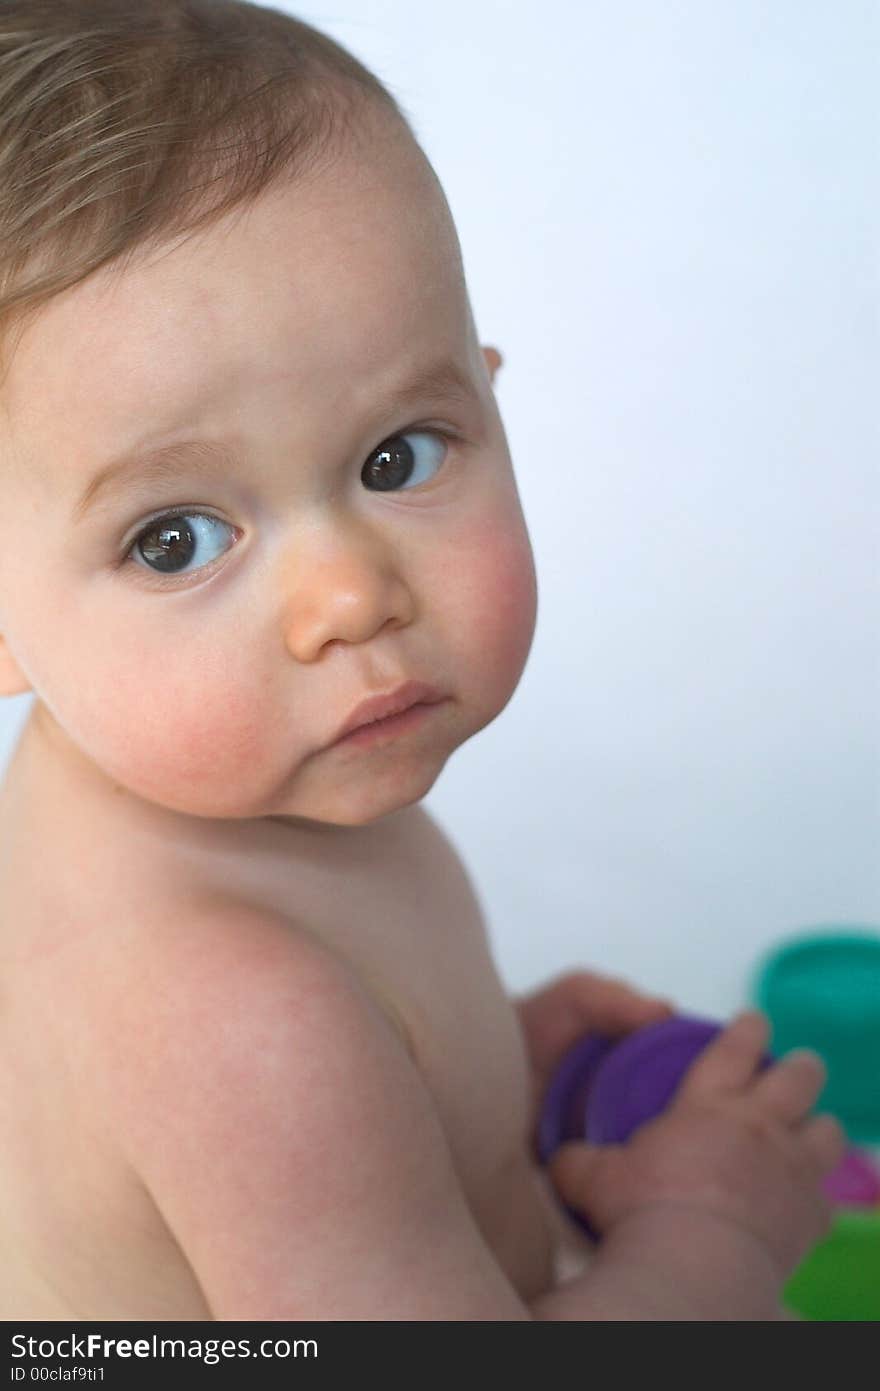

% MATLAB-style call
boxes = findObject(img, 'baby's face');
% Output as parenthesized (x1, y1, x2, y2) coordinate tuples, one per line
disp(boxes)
(0, 114, 537, 829)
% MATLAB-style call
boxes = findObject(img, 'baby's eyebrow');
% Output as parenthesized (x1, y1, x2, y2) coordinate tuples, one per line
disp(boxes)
(72, 356, 482, 522)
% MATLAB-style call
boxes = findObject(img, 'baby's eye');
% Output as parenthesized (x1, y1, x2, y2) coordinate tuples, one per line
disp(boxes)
(361, 430, 447, 491)
(128, 512, 236, 578)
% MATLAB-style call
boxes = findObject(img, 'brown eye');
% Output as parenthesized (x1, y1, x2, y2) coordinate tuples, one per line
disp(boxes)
(132, 513, 235, 576)
(361, 431, 447, 492)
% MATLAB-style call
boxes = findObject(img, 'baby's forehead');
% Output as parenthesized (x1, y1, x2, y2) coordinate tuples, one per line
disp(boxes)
(0, 203, 479, 496)
(9, 155, 467, 389)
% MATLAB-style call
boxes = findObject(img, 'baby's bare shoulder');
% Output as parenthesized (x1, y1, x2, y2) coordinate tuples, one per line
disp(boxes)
(97, 894, 406, 1097)
(88, 893, 525, 1319)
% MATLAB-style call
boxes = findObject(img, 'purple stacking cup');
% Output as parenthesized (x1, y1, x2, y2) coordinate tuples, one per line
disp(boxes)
(537, 1015, 879, 1243)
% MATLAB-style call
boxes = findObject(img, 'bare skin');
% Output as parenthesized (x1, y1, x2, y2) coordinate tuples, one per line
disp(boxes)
(0, 703, 575, 1317)
(0, 107, 845, 1319)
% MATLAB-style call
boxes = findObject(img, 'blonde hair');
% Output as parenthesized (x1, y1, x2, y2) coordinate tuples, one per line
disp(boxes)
(0, 0, 414, 383)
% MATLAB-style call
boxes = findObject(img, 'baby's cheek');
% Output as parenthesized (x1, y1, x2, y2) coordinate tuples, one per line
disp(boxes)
(95, 664, 281, 816)
(442, 512, 538, 701)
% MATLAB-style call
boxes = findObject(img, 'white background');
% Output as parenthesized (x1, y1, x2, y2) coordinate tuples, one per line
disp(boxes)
(1, 0, 877, 1020)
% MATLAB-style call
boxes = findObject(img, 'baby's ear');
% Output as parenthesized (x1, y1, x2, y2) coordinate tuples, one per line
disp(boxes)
(0, 634, 33, 696)
(481, 345, 503, 386)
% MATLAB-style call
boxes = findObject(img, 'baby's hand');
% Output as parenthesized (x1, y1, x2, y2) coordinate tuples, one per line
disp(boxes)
(546, 1009, 847, 1278)
(515, 969, 675, 1136)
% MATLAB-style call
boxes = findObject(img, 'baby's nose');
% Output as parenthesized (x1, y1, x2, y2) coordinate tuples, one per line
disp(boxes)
(279, 531, 415, 662)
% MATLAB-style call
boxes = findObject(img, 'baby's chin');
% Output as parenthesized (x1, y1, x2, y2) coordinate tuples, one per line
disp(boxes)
(263, 759, 448, 831)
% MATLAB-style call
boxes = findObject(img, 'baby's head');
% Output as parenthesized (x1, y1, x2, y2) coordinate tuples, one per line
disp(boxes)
(0, 0, 537, 831)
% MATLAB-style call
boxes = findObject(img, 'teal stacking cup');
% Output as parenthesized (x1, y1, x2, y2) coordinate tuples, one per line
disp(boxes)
(751, 926, 880, 1145)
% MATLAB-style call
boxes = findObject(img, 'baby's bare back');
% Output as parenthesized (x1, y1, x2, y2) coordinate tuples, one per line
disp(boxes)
(0, 717, 561, 1319)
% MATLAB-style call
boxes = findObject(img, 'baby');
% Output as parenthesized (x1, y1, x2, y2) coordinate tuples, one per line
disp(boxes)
(0, 1, 844, 1320)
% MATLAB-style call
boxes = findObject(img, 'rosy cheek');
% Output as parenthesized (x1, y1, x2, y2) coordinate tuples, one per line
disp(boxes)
(442, 513, 538, 690)
(93, 667, 277, 812)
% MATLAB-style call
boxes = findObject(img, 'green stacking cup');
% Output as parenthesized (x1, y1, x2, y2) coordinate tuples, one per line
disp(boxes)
(783, 1212, 880, 1321)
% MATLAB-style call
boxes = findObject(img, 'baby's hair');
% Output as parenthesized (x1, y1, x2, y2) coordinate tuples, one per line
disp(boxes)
(0, 0, 415, 387)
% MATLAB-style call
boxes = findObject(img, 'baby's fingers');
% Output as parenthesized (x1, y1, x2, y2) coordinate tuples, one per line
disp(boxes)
(751, 1048, 828, 1124)
(547, 1140, 602, 1205)
(677, 1010, 770, 1100)
(546, 1140, 621, 1231)
(799, 1112, 849, 1175)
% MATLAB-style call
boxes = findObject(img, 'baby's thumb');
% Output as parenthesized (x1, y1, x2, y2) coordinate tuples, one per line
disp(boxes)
(546, 1139, 607, 1213)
